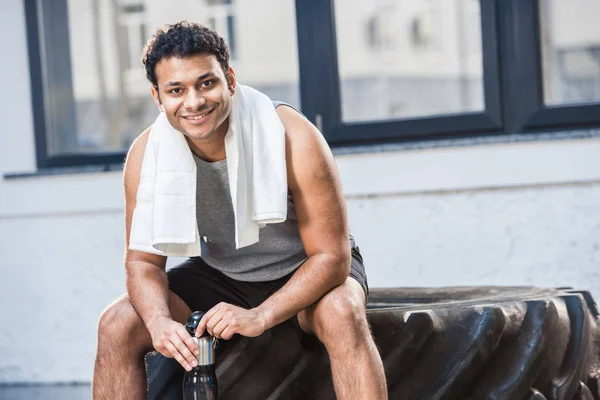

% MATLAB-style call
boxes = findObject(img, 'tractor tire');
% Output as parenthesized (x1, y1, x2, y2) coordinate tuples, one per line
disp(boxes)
(146, 286, 600, 400)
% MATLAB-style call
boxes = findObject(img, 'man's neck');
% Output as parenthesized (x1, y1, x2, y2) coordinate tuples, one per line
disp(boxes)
(186, 137, 227, 162)
(186, 120, 229, 162)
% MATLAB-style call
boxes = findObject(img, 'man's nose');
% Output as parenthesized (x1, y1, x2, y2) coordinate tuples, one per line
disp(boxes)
(183, 89, 206, 110)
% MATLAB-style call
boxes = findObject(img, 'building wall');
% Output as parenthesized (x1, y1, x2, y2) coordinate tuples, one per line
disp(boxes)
(551, 0, 600, 46)
(1, 0, 599, 384)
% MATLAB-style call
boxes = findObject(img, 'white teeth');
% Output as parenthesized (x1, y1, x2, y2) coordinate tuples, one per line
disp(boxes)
(186, 110, 210, 120)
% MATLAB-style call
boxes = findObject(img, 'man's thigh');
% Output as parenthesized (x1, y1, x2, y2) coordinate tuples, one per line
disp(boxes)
(168, 245, 369, 334)
(167, 257, 298, 313)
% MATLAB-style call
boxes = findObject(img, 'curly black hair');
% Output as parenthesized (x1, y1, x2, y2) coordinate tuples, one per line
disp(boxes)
(141, 21, 230, 89)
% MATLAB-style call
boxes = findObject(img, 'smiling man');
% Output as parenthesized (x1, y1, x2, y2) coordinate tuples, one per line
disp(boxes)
(92, 21, 387, 400)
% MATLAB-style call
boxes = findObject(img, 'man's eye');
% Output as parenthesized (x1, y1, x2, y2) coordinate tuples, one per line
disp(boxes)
(170, 88, 182, 94)
(202, 80, 214, 87)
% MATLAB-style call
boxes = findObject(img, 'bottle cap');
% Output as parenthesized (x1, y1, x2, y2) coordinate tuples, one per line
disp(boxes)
(185, 311, 205, 336)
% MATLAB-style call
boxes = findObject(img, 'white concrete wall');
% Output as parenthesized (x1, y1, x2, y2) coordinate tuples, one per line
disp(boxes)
(1, 0, 600, 385)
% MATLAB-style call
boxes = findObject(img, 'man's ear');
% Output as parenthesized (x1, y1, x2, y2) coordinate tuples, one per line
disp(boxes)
(227, 66, 237, 95)
(150, 86, 163, 112)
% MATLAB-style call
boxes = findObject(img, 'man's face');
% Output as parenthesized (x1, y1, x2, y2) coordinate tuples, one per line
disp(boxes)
(151, 54, 235, 143)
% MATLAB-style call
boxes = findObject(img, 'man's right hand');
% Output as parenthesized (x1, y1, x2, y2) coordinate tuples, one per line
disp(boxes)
(147, 316, 199, 371)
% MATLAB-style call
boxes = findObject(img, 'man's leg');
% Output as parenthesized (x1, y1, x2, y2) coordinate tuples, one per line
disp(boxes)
(92, 291, 191, 400)
(298, 278, 388, 400)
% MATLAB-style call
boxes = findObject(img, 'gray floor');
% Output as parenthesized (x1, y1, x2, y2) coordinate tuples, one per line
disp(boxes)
(0, 384, 90, 400)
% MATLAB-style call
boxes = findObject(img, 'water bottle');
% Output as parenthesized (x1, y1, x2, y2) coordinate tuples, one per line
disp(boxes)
(183, 311, 218, 400)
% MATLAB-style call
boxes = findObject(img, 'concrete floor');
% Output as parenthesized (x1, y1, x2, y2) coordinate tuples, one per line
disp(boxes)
(0, 384, 90, 399)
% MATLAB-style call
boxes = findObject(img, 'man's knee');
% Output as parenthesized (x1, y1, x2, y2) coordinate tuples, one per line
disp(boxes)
(97, 297, 147, 352)
(312, 281, 368, 347)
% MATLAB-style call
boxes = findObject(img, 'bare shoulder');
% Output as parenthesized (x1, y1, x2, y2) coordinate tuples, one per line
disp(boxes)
(128, 126, 152, 158)
(275, 105, 328, 153)
(124, 126, 152, 195)
(275, 105, 337, 191)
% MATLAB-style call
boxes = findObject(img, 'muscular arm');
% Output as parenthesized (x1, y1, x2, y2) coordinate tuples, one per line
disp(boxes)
(255, 105, 351, 328)
(197, 106, 351, 339)
(123, 129, 199, 371)
(123, 128, 171, 329)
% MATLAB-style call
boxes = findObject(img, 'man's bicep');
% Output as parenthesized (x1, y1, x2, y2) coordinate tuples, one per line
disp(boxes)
(282, 108, 349, 260)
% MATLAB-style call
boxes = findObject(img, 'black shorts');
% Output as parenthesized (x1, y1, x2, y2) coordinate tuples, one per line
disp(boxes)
(167, 245, 368, 333)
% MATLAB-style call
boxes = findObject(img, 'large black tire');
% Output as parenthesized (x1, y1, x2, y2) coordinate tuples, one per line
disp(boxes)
(146, 286, 600, 399)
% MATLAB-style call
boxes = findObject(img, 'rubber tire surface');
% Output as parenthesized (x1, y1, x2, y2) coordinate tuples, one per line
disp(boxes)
(146, 286, 600, 400)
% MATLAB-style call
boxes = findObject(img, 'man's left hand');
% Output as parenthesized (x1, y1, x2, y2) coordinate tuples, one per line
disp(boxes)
(196, 302, 269, 340)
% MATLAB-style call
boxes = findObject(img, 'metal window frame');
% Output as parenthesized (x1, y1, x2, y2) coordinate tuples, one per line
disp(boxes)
(24, 0, 129, 169)
(296, 0, 503, 146)
(499, 0, 600, 133)
(24, 0, 600, 170)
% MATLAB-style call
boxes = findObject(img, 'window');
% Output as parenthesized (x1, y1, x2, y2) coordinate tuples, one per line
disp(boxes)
(24, 0, 600, 168)
(295, 0, 600, 146)
(24, 0, 156, 167)
(205, 0, 237, 59)
(296, 0, 501, 145)
(540, 0, 600, 106)
(117, 4, 148, 74)
(24, 0, 299, 168)
(337, 0, 483, 122)
(499, 0, 600, 132)
(409, 0, 442, 53)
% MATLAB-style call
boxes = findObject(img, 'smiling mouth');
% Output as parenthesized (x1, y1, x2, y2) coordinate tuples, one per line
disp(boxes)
(182, 107, 215, 121)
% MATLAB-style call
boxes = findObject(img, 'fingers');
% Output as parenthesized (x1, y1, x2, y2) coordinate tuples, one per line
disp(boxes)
(197, 302, 227, 337)
(153, 324, 199, 371)
(176, 328, 200, 365)
(196, 303, 222, 337)
(212, 318, 229, 339)
(180, 329, 200, 357)
(220, 325, 236, 340)
(195, 302, 242, 339)
(164, 341, 196, 371)
(206, 313, 225, 337)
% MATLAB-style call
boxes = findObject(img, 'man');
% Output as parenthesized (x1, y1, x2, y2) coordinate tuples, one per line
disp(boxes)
(93, 21, 387, 399)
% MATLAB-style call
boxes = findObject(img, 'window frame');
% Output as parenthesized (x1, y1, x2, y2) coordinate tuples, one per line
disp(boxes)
(24, 0, 600, 170)
(498, 0, 600, 133)
(24, 0, 127, 168)
(296, 0, 503, 146)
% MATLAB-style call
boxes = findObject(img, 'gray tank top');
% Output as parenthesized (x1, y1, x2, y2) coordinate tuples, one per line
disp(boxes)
(194, 102, 308, 281)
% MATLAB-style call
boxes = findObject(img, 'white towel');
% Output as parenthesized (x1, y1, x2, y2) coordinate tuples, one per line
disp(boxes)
(129, 84, 287, 257)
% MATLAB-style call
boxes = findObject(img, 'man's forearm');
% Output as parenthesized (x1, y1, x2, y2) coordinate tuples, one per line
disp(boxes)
(125, 261, 172, 329)
(255, 253, 349, 329)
